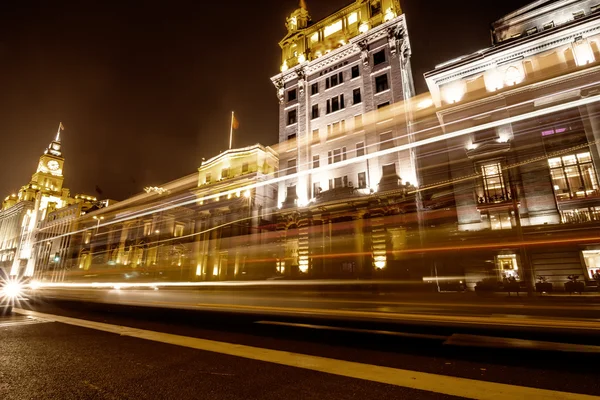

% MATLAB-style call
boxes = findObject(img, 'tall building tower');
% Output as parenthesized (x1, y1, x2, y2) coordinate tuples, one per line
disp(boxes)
(0, 125, 80, 276)
(271, 0, 415, 208)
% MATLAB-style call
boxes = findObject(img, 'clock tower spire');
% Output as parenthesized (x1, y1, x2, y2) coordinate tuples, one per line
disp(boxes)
(30, 123, 66, 193)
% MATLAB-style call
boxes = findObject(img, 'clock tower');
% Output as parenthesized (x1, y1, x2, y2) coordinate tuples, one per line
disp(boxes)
(30, 129, 65, 193)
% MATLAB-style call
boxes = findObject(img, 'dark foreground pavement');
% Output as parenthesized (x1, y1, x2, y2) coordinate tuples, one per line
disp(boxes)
(1, 300, 599, 399)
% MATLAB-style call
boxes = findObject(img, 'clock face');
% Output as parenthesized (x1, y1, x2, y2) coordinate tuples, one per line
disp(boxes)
(47, 160, 60, 171)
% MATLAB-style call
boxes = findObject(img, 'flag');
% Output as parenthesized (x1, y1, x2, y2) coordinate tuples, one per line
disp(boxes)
(95, 185, 103, 195)
(59, 122, 65, 131)
(232, 113, 239, 130)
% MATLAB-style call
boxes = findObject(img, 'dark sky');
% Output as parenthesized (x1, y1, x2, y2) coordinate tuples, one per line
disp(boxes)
(0, 0, 532, 201)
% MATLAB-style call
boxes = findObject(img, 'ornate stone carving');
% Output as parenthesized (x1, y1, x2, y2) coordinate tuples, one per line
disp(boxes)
(275, 78, 285, 104)
(296, 67, 306, 96)
(357, 40, 370, 68)
(388, 23, 407, 58)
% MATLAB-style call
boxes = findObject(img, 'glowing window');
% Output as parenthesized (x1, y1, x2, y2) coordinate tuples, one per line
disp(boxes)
(443, 83, 464, 104)
(504, 66, 523, 86)
(324, 20, 342, 37)
(174, 224, 184, 238)
(480, 162, 509, 203)
(574, 41, 595, 66)
(549, 152, 599, 200)
(348, 12, 358, 25)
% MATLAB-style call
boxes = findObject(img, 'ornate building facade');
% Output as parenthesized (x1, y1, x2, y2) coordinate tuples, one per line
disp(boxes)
(267, 0, 426, 278)
(45, 144, 279, 283)
(0, 129, 97, 277)
(272, 0, 414, 207)
(422, 0, 600, 288)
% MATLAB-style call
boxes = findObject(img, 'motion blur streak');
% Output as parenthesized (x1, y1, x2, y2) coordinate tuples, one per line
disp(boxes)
(31, 92, 600, 244)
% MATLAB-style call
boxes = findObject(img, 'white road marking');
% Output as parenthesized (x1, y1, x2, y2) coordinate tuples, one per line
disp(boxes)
(14, 308, 598, 400)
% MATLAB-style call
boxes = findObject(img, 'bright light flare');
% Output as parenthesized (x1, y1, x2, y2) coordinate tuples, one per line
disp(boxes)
(2, 280, 23, 299)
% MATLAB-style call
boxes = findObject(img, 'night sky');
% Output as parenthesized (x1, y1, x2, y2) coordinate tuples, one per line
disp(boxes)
(0, 0, 532, 201)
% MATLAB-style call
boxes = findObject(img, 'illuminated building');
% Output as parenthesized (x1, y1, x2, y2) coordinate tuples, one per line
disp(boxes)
(270, 1, 419, 276)
(0, 128, 96, 277)
(423, 0, 600, 288)
(272, 0, 414, 208)
(32, 200, 99, 282)
(56, 144, 278, 282)
(194, 144, 279, 279)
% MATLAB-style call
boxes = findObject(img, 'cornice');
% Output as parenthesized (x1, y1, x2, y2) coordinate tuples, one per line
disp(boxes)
(271, 16, 408, 85)
(428, 17, 600, 85)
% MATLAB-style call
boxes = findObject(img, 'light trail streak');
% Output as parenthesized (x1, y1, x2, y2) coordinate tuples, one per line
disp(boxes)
(30, 91, 600, 247)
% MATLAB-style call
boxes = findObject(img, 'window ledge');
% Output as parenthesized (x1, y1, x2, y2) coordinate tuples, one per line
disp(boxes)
(375, 89, 391, 96)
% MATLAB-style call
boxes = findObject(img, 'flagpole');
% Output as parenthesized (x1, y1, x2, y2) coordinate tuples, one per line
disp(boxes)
(229, 111, 234, 150)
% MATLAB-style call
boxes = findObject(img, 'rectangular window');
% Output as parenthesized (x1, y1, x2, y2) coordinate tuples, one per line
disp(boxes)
(379, 132, 394, 150)
(351, 65, 360, 79)
(287, 133, 297, 140)
(353, 88, 362, 104)
(342, 146, 347, 161)
(549, 152, 599, 201)
(313, 182, 321, 196)
(325, 72, 344, 89)
(312, 129, 320, 143)
(329, 179, 333, 190)
(331, 97, 339, 112)
(378, 102, 390, 109)
(592, 4, 600, 13)
(356, 142, 365, 157)
(370, 1, 381, 16)
(573, 10, 585, 19)
(343, 176, 348, 187)
(312, 104, 319, 119)
(313, 155, 320, 168)
(330, 74, 338, 87)
(287, 185, 297, 200)
(327, 95, 345, 114)
(486, 210, 513, 230)
(311, 82, 319, 95)
(526, 27, 538, 35)
(287, 109, 297, 125)
(480, 163, 509, 203)
(373, 49, 386, 66)
(358, 172, 367, 189)
(328, 151, 333, 164)
(334, 177, 343, 188)
(287, 89, 297, 102)
(174, 224, 184, 238)
(221, 167, 229, 179)
(205, 173, 211, 184)
(543, 21, 554, 30)
(333, 148, 342, 163)
(242, 162, 249, 173)
(144, 222, 152, 236)
(375, 74, 389, 93)
(287, 159, 297, 175)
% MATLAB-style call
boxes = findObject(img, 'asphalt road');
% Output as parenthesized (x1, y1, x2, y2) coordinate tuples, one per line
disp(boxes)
(36, 287, 600, 337)
(1, 299, 599, 399)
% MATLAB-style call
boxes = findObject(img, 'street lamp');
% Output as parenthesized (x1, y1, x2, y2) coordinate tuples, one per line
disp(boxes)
(93, 216, 104, 233)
